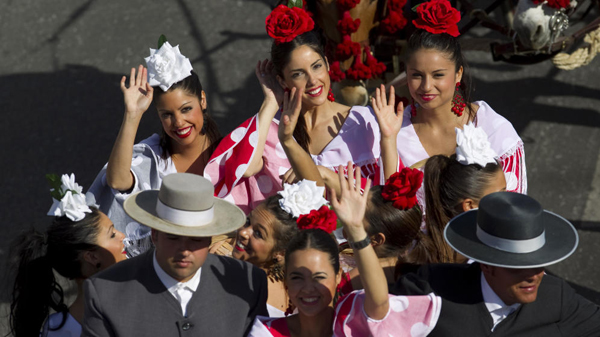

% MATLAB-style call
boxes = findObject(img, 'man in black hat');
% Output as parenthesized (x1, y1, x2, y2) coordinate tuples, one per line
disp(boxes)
(392, 192, 600, 336)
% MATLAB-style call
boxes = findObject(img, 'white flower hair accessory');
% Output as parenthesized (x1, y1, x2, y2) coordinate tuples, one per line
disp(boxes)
(145, 38, 193, 91)
(455, 122, 498, 167)
(278, 180, 328, 218)
(47, 173, 97, 222)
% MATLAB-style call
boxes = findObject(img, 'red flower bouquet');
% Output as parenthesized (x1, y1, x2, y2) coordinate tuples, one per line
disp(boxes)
(335, 35, 361, 60)
(412, 0, 461, 37)
(381, 167, 423, 210)
(346, 54, 372, 81)
(266, 5, 314, 44)
(337, 11, 361, 35)
(382, 10, 408, 34)
(297, 205, 338, 233)
(329, 61, 346, 82)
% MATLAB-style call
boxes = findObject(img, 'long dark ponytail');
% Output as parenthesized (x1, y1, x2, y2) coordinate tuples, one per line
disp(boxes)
(9, 208, 102, 336)
(422, 155, 502, 263)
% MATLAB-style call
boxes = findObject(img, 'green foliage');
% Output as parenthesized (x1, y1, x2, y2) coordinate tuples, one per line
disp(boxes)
(412, 3, 421, 12)
(158, 34, 168, 49)
(46, 174, 64, 201)
(287, 0, 303, 9)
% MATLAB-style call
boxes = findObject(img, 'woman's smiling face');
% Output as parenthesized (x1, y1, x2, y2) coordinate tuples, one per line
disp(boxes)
(156, 88, 207, 149)
(406, 48, 462, 111)
(232, 204, 279, 267)
(279, 45, 330, 109)
(285, 248, 341, 317)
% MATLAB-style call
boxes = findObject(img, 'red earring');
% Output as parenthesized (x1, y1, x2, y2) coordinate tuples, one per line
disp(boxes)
(452, 82, 466, 117)
(327, 88, 335, 102)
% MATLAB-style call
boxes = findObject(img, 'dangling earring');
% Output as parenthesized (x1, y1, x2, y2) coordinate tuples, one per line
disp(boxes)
(327, 88, 335, 102)
(284, 298, 295, 316)
(452, 82, 465, 117)
(411, 98, 417, 117)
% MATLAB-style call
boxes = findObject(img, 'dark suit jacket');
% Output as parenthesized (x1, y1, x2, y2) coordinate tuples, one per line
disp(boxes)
(82, 250, 268, 337)
(391, 263, 600, 337)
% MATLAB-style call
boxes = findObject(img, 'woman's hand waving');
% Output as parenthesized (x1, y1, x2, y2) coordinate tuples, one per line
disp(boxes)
(121, 65, 153, 121)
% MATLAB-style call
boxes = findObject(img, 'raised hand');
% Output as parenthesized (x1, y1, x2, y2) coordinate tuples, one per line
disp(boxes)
(330, 162, 371, 241)
(278, 87, 303, 144)
(255, 59, 284, 106)
(371, 84, 403, 140)
(121, 65, 153, 120)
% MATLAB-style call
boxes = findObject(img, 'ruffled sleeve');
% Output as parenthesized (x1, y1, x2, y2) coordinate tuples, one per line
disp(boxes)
(474, 101, 527, 194)
(333, 290, 441, 337)
(499, 140, 527, 194)
(204, 114, 291, 214)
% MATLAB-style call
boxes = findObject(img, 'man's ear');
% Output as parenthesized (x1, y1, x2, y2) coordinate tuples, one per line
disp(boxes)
(371, 233, 386, 247)
(151, 229, 159, 244)
(462, 198, 476, 212)
(480, 263, 495, 277)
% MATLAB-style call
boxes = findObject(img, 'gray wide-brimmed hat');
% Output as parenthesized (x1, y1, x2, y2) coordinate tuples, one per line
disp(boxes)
(124, 173, 245, 237)
(445, 192, 578, 268)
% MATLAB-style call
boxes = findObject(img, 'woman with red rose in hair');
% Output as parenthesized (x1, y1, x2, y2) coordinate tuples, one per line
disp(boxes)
(248, 166, 441, 337)
(230, 179, 336, 317)
(204, 2, 404, 213)
(394, 0, 527, 195)
(337, 164, 427, 295)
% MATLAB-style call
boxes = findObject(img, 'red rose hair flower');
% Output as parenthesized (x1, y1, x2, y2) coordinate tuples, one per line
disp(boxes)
(338, 11, 361, 35)
(412, 0, 461, 37)
(296, 205, 338, 234)
(532, 0, 570, 9)
(266, 5, 315, 44)
(381, 167, 423, 210)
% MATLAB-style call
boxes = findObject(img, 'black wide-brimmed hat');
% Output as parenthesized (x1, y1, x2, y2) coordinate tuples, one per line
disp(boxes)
(445, 192, 578, 268)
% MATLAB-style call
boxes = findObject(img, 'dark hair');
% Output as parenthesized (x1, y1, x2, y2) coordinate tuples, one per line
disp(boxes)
(284, 229, 340, 275)
(364, 186, 423, 259)
(262, 195, 300, 259)
(422, 155, 502, 263)
(271, 30, 327, 152)
(9, 208, 102, 336)
(406, 29, 476, 123)
(153, 71, 221, 161)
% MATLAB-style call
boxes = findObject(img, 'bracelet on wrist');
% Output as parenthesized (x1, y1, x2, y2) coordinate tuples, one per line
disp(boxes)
(348, 235, 371, 250)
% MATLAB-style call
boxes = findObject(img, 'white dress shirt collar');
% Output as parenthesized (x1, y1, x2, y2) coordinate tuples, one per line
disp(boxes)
(481, 272, 521, 331)
(153, 252, 202, 316)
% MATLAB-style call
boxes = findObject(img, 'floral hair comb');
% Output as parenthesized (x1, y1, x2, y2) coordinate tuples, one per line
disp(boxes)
(265, 0, 314, 44)
(47, 173, 97, 222)
(412, 0, 461, 37)
(277, 179, 337, 233)
(381, 167, 423, 210)
(145, 35, 193, 91)
(455, 122, 498, 167)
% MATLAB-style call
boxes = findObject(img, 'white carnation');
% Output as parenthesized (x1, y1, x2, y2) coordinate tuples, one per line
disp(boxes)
(47, 173, 92, 222)
(455, 123, 498, 167)
(145, 42, 193, 91)
(278, 180, 327, 218)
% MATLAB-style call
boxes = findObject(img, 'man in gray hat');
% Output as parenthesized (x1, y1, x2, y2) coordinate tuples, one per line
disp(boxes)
(392, 192, 600, 336)
(82, 173, 268, 336)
